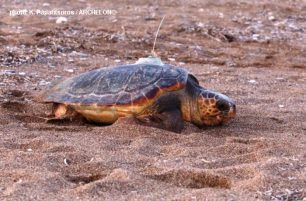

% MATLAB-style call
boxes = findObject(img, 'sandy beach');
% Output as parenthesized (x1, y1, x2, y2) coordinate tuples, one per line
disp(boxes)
(0, 0, 305, 200)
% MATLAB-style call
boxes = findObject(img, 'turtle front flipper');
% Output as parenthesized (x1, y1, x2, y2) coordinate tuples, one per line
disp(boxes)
(136, 108, 184, 133)
(156, 109, 184, 133)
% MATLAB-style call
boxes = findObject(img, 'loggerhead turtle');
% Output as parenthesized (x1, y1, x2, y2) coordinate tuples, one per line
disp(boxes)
(38, 56, 236, 133)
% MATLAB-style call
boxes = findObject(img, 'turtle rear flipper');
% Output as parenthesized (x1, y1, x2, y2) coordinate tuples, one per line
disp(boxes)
(45, 103, 78, 123)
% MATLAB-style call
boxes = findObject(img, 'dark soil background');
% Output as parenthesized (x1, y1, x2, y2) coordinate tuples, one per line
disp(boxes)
(0, 0, 305, 200)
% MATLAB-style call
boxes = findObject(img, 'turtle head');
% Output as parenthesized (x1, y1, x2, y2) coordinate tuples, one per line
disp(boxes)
(195, 89, 236, 126)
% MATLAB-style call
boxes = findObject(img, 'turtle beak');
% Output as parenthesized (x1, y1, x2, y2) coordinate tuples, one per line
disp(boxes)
(219, 102, 236, 124)
(228, 103, 236, 118)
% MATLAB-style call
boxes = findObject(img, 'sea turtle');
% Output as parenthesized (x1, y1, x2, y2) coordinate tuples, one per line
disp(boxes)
(38, 56, 236, 133)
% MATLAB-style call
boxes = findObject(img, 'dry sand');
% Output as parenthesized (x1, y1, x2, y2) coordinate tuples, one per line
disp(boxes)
(0, 0, 305, 200)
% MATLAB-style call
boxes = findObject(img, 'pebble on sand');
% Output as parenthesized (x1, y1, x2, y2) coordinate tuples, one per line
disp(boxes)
(56, 17, 68, 24)
(248, 79, 257, 84)
(39, 80, 51, 86)
(64, 69, 74, 73)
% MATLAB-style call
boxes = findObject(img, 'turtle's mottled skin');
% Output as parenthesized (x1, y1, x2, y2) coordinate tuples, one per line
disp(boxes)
(39, 57, 236, 132)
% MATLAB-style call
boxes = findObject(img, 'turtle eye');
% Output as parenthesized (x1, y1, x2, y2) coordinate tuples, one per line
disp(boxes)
(216, 100, 230, 112)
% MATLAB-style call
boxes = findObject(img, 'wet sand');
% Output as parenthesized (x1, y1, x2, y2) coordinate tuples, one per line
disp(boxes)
(0, 0, 305, 200)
